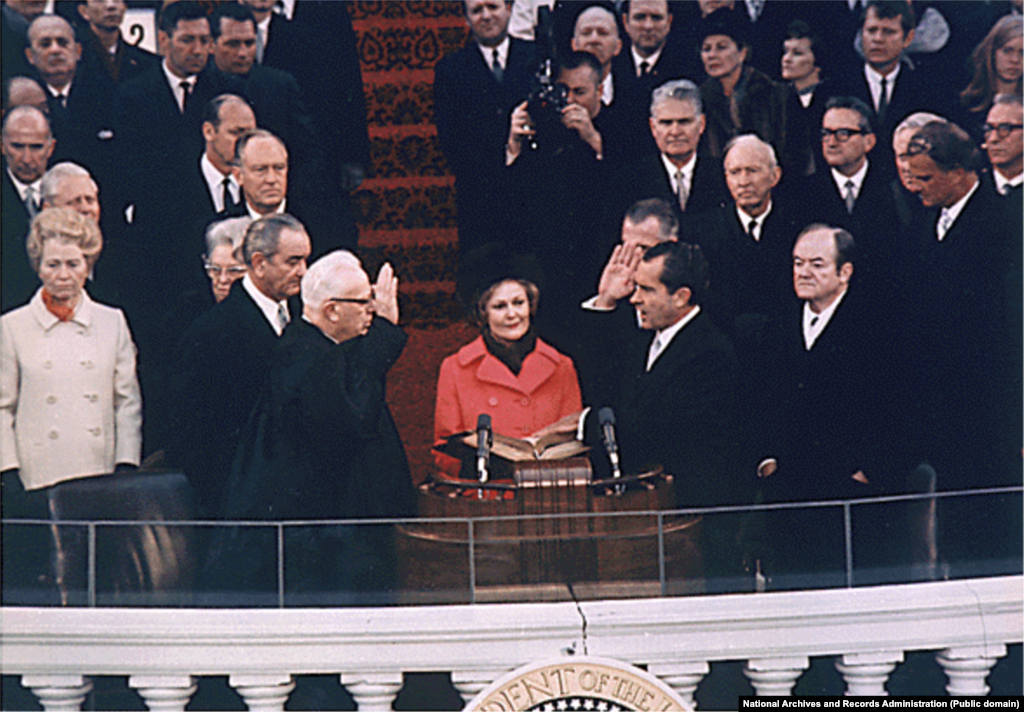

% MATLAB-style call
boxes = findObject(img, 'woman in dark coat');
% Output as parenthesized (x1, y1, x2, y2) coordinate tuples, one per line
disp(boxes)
(697, 7, 808, 181)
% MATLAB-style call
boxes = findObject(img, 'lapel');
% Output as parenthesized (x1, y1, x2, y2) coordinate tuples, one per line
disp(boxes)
(627, 313, 704, 405)
(461, 337, 559, 395)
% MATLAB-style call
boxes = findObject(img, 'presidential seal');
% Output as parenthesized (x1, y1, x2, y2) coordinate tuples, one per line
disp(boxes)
(465, 656, 691, 711)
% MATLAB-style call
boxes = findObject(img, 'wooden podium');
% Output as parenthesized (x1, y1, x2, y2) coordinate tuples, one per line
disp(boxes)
(396, 458, 704, 603)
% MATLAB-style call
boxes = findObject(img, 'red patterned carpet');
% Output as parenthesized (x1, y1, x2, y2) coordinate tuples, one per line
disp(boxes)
(348, 2, 474, 485)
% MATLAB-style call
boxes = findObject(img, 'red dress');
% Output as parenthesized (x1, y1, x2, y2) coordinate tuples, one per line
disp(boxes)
(434, 336, 583, 476)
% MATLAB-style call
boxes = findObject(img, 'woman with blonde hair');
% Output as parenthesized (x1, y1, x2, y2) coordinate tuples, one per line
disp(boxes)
(1, 208, 142, 494)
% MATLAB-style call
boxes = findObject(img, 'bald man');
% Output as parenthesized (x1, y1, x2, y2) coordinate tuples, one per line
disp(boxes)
(24, 14, 113, 181)
(2, 105, 53, 311)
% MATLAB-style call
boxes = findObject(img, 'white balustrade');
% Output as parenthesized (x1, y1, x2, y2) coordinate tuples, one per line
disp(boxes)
(2, 576, 1019, 711)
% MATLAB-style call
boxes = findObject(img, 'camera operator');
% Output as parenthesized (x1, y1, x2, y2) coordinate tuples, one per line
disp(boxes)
(502, 51, 614, 363)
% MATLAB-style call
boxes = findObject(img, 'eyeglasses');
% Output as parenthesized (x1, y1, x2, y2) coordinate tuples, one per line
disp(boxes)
(820, 127, 866, 142)
(203, 263, 247, 279)
(328, 290, 374, 307)
(982, 123, 1024, 139)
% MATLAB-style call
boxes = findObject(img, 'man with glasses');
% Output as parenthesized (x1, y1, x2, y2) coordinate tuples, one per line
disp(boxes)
(805, 95, 899, 300)
(169, 214, 311, 518)
(208, 250, 415, 605)
(982, 94, 1024, 200)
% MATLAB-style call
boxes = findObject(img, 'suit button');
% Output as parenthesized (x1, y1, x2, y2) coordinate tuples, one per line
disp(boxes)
(48, 430, 59, 440)
(488, 397, 499, 407)
(85, 393, 98, 403)
(81, 361, 95, 369)
(43, 361, 53, 369)
(89, 427, 102, 437)
(520, 397, 530, 406)
(46, 395, 56, 404)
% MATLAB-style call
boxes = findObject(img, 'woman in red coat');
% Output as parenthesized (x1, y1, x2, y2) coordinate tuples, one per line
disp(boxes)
(434, 249, 582, 476)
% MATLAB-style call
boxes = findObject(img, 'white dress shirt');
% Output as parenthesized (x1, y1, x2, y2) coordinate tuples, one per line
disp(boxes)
(600, 71, 614, 106)
(662, 152, 696, 197)
(736, 201, 773, 241)
(831, 159, 869, 204)
(242, 274, 290, 336)
(245, 197, 286, 222)
(161, 59, 195, 112)
(476, 36, 509, 72)
(994, 170, 1023, 196)
(632, 45, 663, 77)
(7, 168, 40, 205)
(936, 179, 979, 241)
(863, 62, 899, 113)
(200, 153, 240, 213)
(802, 289, 846, 350)
(646, 306, 700, 371)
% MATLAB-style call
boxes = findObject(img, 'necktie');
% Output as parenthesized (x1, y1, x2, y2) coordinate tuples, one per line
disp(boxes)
(639, 60, 649, 77)
(276, 303, 289, 332)
(256, 26, 266, 63)
(24, 185, 38, 219)
(748, 219, 758, 240)
(221, 177, 235, 211)
(937, 209, 953, 241)
(844, 179, 856, 214)
(491, 48, 503, 82)
(675, 169, 689, 212)
(647, 334, 663, 371)
(179, 80, 192, 112)
(877, 76, 889, 122)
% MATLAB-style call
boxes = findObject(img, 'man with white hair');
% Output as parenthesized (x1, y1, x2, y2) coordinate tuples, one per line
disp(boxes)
(40, 161, 99, 222)
(211, 251, 415, 604)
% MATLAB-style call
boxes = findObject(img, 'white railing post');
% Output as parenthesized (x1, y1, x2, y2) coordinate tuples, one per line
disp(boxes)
(936, 645, 1008, 696)
(229, 673, 296, 711)
(648, 661, 710, 708)
(340, 671, 404, 710)
(21, 675, 93, 711)
(128, 675, 198, 711)
(835, 651, 904, 695)
(452, 668, 513, 704)
(743, 657, 809, 696)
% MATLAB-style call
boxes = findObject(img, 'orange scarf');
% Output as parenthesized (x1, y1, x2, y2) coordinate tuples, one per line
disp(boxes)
(41, 290, 75, 322)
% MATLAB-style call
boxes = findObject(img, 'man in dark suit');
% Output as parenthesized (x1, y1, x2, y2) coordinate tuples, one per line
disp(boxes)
(611, 78, 727, 250)
(169, 214, 311, 518)
(757, 225, 901, 588)
(219, 128, 342, 256)
(75, 0, 158, 87)
(832, 1, 944, 182)
(209, 252, 415, 603)
(803, 95, 900, 299)
(685, 133, 801, 349)
(1, 105, 53, 312)
(241, 0, 369, 207)
(114, 0, 228, 230)
(612, 0, 699, 155)
(983, 94, 1024, 200)
(1, 0, 42, 86)
(205, 3, 320, 193)
(903, 120, 1019, 490)
(581, 240, 738, 509)
(434, 0, 536, 256)
(195, 94, 255, 220)
(23, 14, 112, 181)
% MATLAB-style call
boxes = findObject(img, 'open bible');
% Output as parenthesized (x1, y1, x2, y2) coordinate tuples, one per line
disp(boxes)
(458, 429, 589, 462)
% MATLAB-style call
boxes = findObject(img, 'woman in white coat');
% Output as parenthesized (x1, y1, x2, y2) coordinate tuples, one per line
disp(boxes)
(1, 208, 142, 496)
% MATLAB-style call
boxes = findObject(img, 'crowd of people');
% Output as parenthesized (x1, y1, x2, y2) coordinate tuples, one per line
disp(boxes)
(1, 0, 1022, 597)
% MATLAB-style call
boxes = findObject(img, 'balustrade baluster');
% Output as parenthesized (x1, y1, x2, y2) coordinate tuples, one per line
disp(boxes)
(22, 675, 93, 711)
(230, 673, 296, 711)
(936, 645, 1008, 695)
(128, 675, 197, 711)
(649, 661, 710, 708)
(743, 657, 809, 696)
(340, 672, 403, 710)
(835, 651, 903, 695)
